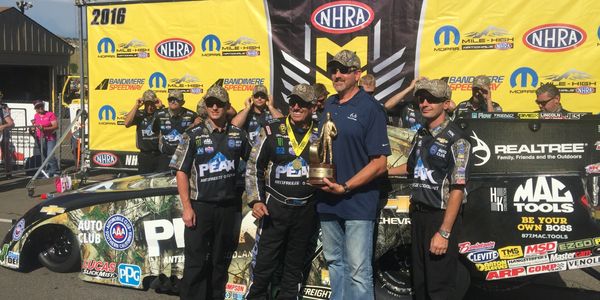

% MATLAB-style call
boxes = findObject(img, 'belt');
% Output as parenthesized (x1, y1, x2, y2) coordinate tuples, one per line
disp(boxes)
(265, 185, 312, 206)
(410, 202, 442, 212)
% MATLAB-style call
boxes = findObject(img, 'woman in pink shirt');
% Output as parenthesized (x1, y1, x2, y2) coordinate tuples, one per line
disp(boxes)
(32, 100, 59, 176)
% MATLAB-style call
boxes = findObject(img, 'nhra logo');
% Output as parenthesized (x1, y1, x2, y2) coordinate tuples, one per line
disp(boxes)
(311, 2, 375, 34)
(98, 105, 116, 121)
(513, 177, 574, 213)
(155, 38, 195, 60)
(198, 152, 235, 177)
(523, 24, 586, 52)
(466, 250, 499, 263)
(118, 264, 141, 287)
(92, 152, 118, 167)
(103, 214, 134, 251)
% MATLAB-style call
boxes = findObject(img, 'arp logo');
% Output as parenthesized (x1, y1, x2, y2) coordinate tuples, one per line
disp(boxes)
(202, 34, 221, 52)
(523, 24, 586, 52)
(311, 1, 375, 34)
(97, 37, 115, 53)
(98, 105, 116, 121)
(510, 67, 538, 88)
(148, 72, 167, 89)
(154, 38, 195, 60)
(118, 264, 141, 287)
(434, 25, 460, 46)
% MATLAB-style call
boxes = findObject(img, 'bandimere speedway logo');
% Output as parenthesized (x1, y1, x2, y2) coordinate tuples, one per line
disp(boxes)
(154, 38, 195, 61)
(513, 176, 574, 213)
(95, 78, 145, 91)
(200, 34, 261, 57)
(445, 75, 504, 92)
(220, 78, 265, 92)
(523, 24, 586, 52)
(96, 37, 150, 58)
(310, 1, 375, 34)
(148, 72, 203, 94)
(433, 25, 515, 51)
(539, 69, 596, 95)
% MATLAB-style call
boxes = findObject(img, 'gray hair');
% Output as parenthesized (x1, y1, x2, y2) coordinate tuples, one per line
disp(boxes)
(535, 83, 560, 98)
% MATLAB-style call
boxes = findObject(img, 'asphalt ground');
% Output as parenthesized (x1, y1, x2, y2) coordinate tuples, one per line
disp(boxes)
(0, 173, 598, 299)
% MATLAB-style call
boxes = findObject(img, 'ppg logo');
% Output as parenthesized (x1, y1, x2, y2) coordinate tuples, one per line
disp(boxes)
(97, 37, 115, 53)
(202, 34, 221, 52)
(434, 26, 460, 46)
(149, 72, 167, 88)
(98, 105, 116, 121)
(118, 264, 141, 287)
(510, 67, 538, 88)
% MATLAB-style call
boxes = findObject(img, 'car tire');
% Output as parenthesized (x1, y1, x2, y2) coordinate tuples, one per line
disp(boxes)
(374, 245, 413, 300)
(37, 226, 80, 273)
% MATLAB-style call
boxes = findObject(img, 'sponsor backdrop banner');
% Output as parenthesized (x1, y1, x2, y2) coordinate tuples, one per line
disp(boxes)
(87, 0, 600, 168)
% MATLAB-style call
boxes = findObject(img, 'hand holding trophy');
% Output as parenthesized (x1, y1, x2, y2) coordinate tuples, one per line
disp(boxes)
(308, 112, 337, 186)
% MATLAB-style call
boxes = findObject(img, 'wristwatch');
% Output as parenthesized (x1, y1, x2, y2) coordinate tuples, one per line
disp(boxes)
(342, 183, 351, 194)
(438, 229, 451, 239)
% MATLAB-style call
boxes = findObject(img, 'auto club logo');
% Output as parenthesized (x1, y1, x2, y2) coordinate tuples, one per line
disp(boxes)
(104, 214, 134, 250)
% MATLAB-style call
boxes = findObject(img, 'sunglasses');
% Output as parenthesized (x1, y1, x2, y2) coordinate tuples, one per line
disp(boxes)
(327, 65, 357, 75)
(289, 97, 312, 108)
(417, 96, 446, 104)
(205, 98, 226, 108)
(168, 98, 182, 103)
(253, 92, 268, 99)
(535, 96, 555, 106)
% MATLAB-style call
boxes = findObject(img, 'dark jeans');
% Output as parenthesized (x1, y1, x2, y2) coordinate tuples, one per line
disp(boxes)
(138, 151, 161, 174)
(180, 200, 242, 300)
(246, 199, 318, 300)
(410, 203, 462, 300)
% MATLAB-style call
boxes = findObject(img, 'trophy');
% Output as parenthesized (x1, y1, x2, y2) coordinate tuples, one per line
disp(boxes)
(308, 112, 337, 186)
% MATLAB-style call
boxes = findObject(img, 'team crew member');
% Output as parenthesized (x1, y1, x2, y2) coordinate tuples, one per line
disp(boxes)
(535, 83, 569, 113)
(231, 84, 284, 144)
(454, 75, 502, 118)
(358, 74, 376, 95)
(245, 83, 319, 300)
(312, 83, 330, 122)
(317, 50, 390, 300)
(154, 90, 198, 171)
(124, 90, 162, 174)
(383, 77, 424, 129)
(170, 85, 250, 300)
(390, 79, 471, 300)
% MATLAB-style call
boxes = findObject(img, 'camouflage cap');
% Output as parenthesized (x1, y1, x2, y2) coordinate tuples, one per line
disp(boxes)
(142, 90, 158, 102)
(313, 83, 329, 99)
(414, 79, 452, 100)
(252, 84, 268, 96)
(204, 85, 230, 103)
(472, 75, 491, 90)
(328, 49, 361, 69)
(196, 100, 208, 118)
(290, 83, 316, 104)
(168, 90, 184, 102)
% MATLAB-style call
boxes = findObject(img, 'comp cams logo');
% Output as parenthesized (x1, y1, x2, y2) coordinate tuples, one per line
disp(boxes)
(148, 72, 203, 94)
(201, 34, 261, 57)
(155, 38, 195, 60)
(96, 37, 150, 58)
(523, 24, 586, 52)
(445, 75, 504, 91)
(540, 70, 596, 95)
(92, 152, 118, 167)
(95, 78, 145, 91)
(434, 25, 514, 51)
(311, 1, 375, 34)
(103, 214, 134, 251)
(513, 176, 574, 213)
(469, 131, 490, 166)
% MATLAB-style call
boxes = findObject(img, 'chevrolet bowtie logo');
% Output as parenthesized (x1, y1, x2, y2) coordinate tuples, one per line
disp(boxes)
(40, 205, 66, 216)
(384, 196, 410, 213)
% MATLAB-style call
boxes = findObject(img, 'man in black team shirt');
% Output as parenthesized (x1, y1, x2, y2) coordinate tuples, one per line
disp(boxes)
(124, 90, 162, 173)
(231, 84, 284, 145)
(170, 85, 250, 300)
(154, 90, 198, 171)
(244, 83, 319, 300)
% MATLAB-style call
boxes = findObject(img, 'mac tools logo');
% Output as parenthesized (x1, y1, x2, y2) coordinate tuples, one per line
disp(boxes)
(470, 131, 490, 166)
(523, 24, 586, 52)
(155, 38, 195, 60)
(513, 177, 574, 213)
(311, 1, 375, 34)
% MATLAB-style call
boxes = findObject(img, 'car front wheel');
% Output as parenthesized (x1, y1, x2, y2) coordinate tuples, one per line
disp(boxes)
(37, 226, 80, 273)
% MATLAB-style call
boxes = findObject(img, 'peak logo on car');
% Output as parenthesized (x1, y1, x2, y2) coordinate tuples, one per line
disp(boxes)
(523, 24, 586, 52)
(155, 38, 195, 60)
(104, 214, 134, 251)
(92, 152, 118, 167)
(311, 1, 375, 34)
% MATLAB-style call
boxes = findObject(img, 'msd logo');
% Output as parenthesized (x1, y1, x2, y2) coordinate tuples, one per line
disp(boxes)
(155, 38, 195, 60)
(311, 1, 375, 34)
(523, 24, 586, 52)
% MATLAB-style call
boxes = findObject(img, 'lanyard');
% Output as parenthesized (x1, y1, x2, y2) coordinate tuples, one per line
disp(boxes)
(285, 116, 312, 157)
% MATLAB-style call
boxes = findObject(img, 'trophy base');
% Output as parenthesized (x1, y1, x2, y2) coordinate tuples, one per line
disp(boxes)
(308, 164, 336, 187)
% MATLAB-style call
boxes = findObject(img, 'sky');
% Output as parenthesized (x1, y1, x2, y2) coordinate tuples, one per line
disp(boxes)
(1, 0, 79, 37)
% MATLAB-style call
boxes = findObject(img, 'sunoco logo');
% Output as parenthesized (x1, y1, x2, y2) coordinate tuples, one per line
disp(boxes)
(311, 1, 374, 34)
(92, 152, 118, 167)
(155, 38, 195, 60)
(513, 177, 574, 213)
(523, 24, 586, 52)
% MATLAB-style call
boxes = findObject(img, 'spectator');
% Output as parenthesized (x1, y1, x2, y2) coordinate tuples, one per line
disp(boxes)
(312, 83, 330, 122)
(124, 90, 163, 174)
(32, 100, 59, 177)
(0, 91, 14, 175)
(454, 75, 502, 118)
(384, 77, 425, 129)
(359, 74, 376, 95)
(231, 84, 283, 144)
(535, 83, 569, 113)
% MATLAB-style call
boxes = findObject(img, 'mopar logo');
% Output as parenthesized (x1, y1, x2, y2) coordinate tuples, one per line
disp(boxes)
(510, 67, 538, 88)
(310, 2, 374, 34)
(97, 37, 115, 53)
(149, 72, 167, 88)
(434, 26, 460, 46)
(202, 34, 221, 52)
(155, 38, 195, 60)
(98, 105, 116, 120)
(92, 152, 118, 167)
(118, 264, 141, 287)
(467, 250, 499, 263)
(523, 24, 586, 52)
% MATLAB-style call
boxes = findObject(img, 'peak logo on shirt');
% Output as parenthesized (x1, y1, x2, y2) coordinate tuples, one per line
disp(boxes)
(275, 158, 308, 179)
(198, 152, 235, 176)
(414, 159, 437, 184)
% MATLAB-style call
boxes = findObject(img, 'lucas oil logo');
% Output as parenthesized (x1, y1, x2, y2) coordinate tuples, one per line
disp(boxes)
(311, 2, 375, 34)
(198, 152, 235, 177)
(103, 214, 134, 251)
(513, 177, 574, 213)
(523, 24, 586, 52)
(155, 38, 195, 60)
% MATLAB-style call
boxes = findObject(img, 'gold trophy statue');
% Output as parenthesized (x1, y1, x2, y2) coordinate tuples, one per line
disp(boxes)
(308, 112, 337, 186)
